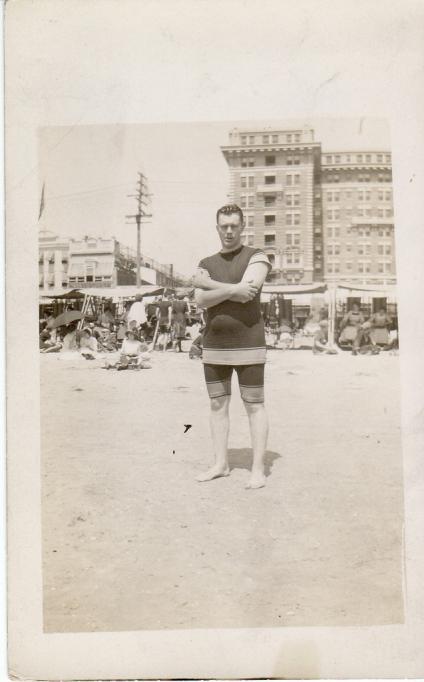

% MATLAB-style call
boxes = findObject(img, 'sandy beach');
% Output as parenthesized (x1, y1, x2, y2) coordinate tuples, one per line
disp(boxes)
(41, 348, 404, 632)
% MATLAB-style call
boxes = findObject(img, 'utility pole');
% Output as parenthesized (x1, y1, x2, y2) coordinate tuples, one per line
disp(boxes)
(126, 172, 152, 288)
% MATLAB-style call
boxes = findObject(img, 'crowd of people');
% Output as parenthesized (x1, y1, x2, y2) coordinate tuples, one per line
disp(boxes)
(39, 292, 398, 364)
(39, 292, 204, 369)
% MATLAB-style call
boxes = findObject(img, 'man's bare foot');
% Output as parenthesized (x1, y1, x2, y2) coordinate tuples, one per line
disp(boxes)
(246, 472, 266, 489)
(196, 465, 230, 482)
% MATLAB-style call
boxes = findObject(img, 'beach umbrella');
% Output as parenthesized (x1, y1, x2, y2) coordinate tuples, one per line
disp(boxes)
(50, 310, 83, 328)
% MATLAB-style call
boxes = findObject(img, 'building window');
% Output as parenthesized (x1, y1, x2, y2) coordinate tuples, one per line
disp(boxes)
(346, 243, 352, 252)
(334, 209, 340, 220)
(247, 215, 254, 227)
(294, 133, 301, 143)
(327, 209, 333, 219)
(262, 135, 269, 144)
(365, 154, 371, 163)
(345, 154, 351, 163)
(326, 155, 332, 164)
(385, 154, 391, 163)
(357, 154, 363, 163)
(247, 195, 254, 208)
(247, 235, 254, 246)
(241, 157, 255, 167)
(241, 135, 247, 145)
(286, 192, 300, 206)
(378, 208, 384, 217)
(286, 212, 300, 226)
(264, 195, 276, 207)
(249, 135, 255, 144)
(385, 191, 392, 201)
(265, 155, 276, 166)
(248, 176, 255, 188)
(385, 208, 393, 217)
(265, 175, 276, 184)
(287, 134, 292, 143)
(378, 190, 384, 200)
(271, 134, 278, 143)
(264, 233, 276, 245)
(377, 154, 383, 163)
(286, 232, 300, 246)
(365, 191, 371, 201)
(240, 195, 247, 208)
(241, 176, 247, 188)
(264, 215, 276, 226)
(346, 262, 352, 270)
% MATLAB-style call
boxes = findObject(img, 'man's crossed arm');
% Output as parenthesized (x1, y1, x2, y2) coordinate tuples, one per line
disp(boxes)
(193, 261, 270, 309)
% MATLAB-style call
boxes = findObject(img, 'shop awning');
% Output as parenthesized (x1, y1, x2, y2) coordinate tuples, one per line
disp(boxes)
(262, 282, 328, 295)
(39, 285, 165, 300)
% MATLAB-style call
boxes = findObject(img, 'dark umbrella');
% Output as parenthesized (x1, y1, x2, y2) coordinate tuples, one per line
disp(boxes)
(50, 310, 83, 328)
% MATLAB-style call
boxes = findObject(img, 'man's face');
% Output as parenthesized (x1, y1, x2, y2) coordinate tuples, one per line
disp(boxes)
(216, 212, 244, 251)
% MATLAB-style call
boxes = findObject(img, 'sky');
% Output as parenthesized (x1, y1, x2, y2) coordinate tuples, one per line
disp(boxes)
(38, 118, 390, 277)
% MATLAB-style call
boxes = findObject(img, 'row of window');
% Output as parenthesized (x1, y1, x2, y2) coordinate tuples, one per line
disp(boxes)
(324, 153, 391, 165)
(324, 190, 392, 202)
(327, 208, 393, 219)
(239, 132, 303, 146)
(327, 262, 392, 274)
(327, 226, 393, 238)
(324, 171, 392, 183)
(326, 190, 392, 201)
(327, 244, 392, 255)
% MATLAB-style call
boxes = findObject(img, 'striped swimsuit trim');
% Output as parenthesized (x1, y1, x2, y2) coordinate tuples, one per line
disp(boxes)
(202, 347, 266, 365)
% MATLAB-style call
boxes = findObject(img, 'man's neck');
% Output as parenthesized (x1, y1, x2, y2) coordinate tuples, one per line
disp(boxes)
(220, 242, 243, 254)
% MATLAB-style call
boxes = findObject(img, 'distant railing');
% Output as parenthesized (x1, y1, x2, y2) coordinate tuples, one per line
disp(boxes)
(117, 245, 190, 285)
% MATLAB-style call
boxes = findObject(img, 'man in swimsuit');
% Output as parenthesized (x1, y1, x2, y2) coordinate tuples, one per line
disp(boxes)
(193, 204, 271, 489)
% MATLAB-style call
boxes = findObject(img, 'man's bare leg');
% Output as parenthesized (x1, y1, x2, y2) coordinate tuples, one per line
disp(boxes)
(196, 395, 231, 482)
(244, 402, 268, 489)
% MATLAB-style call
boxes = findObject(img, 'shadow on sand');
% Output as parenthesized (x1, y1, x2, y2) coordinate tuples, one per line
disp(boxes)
(227, 448, 281, 478)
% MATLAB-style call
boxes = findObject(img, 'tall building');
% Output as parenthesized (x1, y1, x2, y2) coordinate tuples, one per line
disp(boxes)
(321, 151, 395, 286)
(221, 127, 324, 284)
(221, 128, 396, 287)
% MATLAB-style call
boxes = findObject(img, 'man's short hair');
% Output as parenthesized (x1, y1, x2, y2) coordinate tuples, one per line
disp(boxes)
(216, 203, 244, 225)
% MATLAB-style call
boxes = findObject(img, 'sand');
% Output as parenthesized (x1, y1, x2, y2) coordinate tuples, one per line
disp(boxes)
(41, 348, 404, 632)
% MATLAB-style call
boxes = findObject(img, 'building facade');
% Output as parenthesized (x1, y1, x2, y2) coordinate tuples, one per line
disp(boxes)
(222, 128, 396, 287)
(39, 234, 186, 293)
(221, 127, 323, 284)
(321, 151, 395, 286)
(39, 231, 70, 292)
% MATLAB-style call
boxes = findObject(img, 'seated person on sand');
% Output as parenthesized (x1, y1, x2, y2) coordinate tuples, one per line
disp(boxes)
(61, 323, 79, 352)
(338, 303, 365, 344)
(40, 329, 63, 353)
(79, 328, 99, 359)
(351, 321, 381, 355)
(313, 319, 338, 354)
(104, 330, 151, 369)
